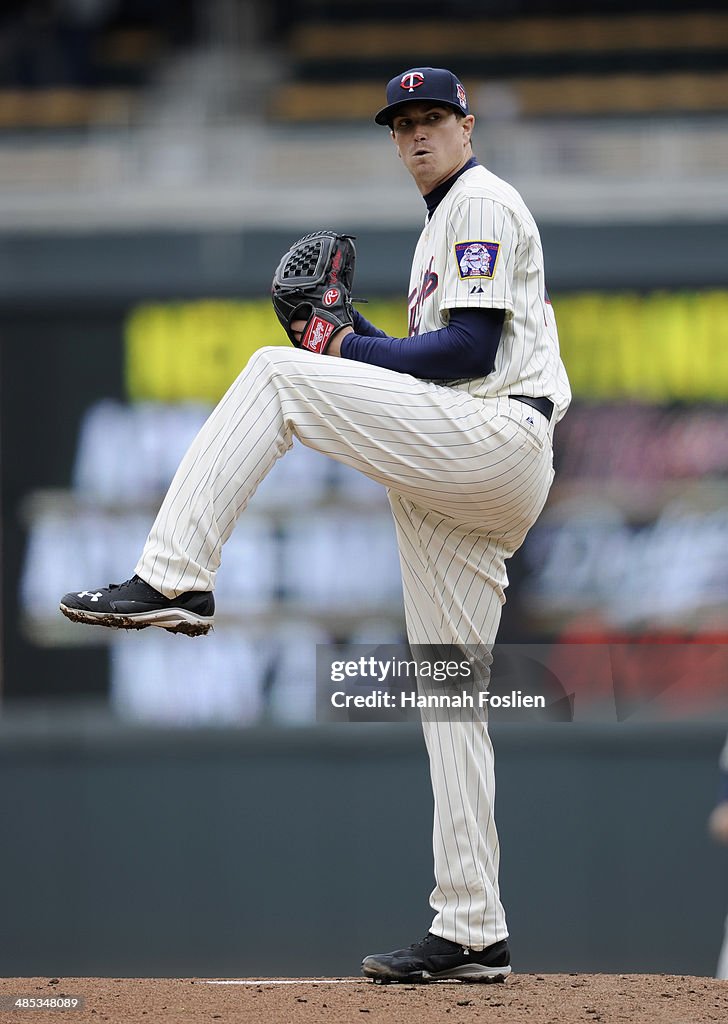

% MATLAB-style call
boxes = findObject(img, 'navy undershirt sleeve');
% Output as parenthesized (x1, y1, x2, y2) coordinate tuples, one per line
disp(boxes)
(351, 308, 388, 338)
(341, 307, 505, 380)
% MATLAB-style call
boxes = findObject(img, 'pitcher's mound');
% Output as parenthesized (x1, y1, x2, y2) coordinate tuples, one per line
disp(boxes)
(1, 974, 726, 1023)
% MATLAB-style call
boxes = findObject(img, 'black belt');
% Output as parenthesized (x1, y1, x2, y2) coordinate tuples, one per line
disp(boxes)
(509, 394, 554, 421)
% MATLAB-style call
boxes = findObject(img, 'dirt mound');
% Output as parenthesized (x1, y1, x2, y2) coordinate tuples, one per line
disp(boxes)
(1, 974, 726, 1024)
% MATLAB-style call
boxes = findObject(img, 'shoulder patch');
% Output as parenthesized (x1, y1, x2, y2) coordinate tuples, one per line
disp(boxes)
(454, 240, 500, 280)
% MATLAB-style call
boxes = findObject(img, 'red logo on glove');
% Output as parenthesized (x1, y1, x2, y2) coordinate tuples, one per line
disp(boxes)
(329, 249, 343, 283)
(302, 316, 335, 354)
(323, 288, 340, 306)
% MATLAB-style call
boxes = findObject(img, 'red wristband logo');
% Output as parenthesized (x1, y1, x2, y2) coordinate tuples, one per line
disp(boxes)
(303, 316, 335, 353)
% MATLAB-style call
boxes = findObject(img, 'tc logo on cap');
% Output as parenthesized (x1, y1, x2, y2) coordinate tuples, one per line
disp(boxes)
(401, 71, 425, 93)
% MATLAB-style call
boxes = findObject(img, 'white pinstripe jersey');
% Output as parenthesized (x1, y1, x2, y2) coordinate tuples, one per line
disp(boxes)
(407, 163, 571, 420)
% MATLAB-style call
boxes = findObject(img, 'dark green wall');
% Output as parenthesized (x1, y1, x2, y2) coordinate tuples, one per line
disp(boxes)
(0, 221, 726, 305)
(0, 721, 725, 978)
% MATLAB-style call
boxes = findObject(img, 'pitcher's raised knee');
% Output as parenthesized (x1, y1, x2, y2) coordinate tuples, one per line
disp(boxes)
(246, 345, 311, 375)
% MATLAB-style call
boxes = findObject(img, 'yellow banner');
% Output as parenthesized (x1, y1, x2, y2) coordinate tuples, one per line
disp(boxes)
(125, 291, 728, 403)
(555, 291, 728, 401)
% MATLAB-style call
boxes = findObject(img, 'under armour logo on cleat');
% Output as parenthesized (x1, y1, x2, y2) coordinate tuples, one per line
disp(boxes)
(78, 591, 102, 602)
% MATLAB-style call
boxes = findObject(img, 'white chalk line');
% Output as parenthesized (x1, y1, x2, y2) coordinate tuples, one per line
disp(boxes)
(204, 979, 364, 987)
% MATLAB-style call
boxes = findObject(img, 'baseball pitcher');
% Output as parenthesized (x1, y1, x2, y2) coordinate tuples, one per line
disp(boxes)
(61, 67, 571, 982)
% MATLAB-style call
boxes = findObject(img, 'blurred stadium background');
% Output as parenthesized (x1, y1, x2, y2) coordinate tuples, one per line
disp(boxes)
(1, 0, 727, 979)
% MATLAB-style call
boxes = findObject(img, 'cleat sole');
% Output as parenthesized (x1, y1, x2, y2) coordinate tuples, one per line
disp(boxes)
(363, 965, 510, 985)
(60, 603, 213, 637)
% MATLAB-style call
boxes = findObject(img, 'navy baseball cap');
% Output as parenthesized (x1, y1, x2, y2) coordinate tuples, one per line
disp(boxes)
(375, 67, 470, 126)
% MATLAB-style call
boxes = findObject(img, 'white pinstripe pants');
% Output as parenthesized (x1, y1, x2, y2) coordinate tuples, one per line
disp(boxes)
(136, 346, 555, 949)
(718, 912, 728, 979)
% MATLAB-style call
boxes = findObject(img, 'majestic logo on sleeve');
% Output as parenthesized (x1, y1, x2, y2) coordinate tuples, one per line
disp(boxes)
(455, 241, 500, 280)
(401, 71, 425, 93)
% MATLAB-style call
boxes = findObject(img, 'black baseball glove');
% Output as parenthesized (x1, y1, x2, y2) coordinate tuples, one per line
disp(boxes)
(271, 231, 356, 354)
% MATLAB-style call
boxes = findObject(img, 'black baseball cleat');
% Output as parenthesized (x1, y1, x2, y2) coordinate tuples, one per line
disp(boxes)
(362, 933, 511, 984)
(59, 575, 214, 637)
